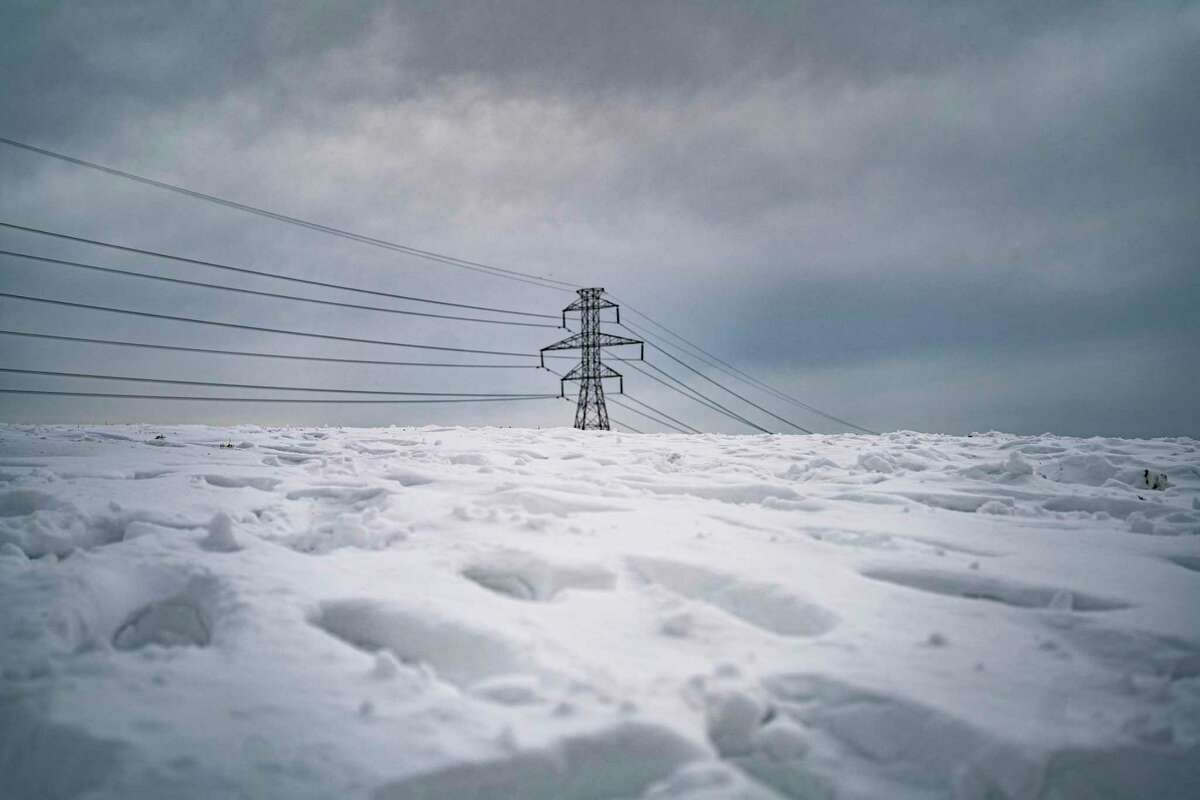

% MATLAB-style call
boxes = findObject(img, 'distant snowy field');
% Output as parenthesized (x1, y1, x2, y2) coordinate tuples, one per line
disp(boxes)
(2, 424, 1198, 799)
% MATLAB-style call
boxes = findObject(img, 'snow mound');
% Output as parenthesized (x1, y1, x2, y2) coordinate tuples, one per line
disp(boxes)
(1044, 453, 1120, 486)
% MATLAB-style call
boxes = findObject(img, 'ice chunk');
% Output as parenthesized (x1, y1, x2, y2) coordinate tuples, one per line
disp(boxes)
(113, 600, 209, 650)
(1004, 451, 1033, 477)
(751, 719, 811, 761)
(705, 688, 766, 757)
(200, 512, 240, 552)
(857, 452, 894, 474)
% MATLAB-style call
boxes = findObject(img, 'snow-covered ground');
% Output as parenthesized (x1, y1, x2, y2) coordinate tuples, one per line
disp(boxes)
(2, 424, 1198, 799)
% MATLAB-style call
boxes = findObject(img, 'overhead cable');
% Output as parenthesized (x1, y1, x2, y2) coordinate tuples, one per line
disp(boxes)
(0, 388, 555, 405)
(621, 320, 812, 434)
(0, 248, 558, 328)
(0, 139, 877, 433)
(622, 358, 770, 434)
(0, 291, 541, 359)
(609, 417, 643, 434)
(0, 330, 535, 369)
(550, 324, 766, 433)
(0, 140, 877, 433)
(615, 300, 877, 434)
(548, 369, 685, 433)
(0, 367, 551, 398)
(608, 396, 690, 434)
(0, 137, 578, 292)
(0, 222, 558, 319)
(619, 393, 702, 434)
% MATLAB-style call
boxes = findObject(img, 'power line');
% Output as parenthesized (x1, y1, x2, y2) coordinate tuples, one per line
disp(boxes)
(0, 330, 536, 369)
(7, 239, 804, 427)
(608, 396, 690, 434)
(0, 367, 550, 398)
(620, 320, 812, 434)
(0, 388, 555, 405)
(583, 309, 874, 435)
(619, 393, 702, 434)
(0, 222, 558, 320)
(554, 316, 768, 433)
(0, 141, 879, 434)
(622, 358, 770, 434)
(0, 137, 578, 292)
(609, 417, 643, 434)
(548, 301, 796, 435)
(545, 369, 671, 433)
(615, 300, 878, 434)
(0, 248, 559, 329)
(0, 291, 542, 359)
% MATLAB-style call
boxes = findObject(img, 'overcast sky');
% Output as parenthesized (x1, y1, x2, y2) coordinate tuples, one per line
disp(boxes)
(1, 1, 1197, 437)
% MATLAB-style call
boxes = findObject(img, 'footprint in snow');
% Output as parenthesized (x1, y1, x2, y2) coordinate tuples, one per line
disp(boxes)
(859, 567, 1130, 612)
(628, 556, 838, 638)
(461, 551, 615, 602)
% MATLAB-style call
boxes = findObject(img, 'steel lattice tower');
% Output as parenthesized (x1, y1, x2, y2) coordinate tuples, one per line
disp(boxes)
(541, 288, 643, 430)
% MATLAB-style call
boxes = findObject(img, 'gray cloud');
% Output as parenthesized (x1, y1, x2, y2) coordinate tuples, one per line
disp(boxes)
(1, 1, 1197, 436)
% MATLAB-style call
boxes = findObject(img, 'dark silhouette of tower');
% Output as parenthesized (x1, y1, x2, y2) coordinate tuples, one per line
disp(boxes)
(541, 288, 643, 430)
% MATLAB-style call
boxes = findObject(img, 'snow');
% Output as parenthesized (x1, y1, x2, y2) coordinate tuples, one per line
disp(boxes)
(1, 423, 1198, 799)
(199, 511, 240, 552)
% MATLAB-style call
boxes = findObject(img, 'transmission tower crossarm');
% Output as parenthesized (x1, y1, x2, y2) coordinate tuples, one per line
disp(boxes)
(563, 294, 617, 312)
(559, 361, 623, 379)
(539, 331, 643, 366)
(540, 331, 642, 352)
(540, 331, 587, 355)
(560, 295, 618, 328)
(557, 361, 624, 397)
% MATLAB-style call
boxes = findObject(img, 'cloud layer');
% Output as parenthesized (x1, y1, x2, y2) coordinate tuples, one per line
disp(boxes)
(1, 1, 1197, 436)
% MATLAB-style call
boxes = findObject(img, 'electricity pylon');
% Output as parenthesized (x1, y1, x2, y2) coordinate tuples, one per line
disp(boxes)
(541, 288, 643, 430)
